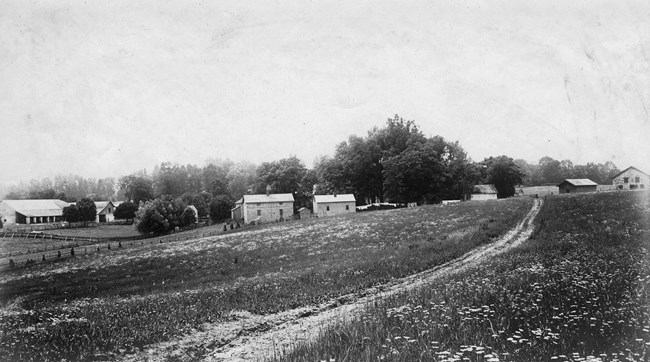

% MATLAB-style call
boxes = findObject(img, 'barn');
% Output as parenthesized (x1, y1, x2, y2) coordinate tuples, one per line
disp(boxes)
(233, 192, 294, 224)
(0, 199, 68, 225)
(611, 166, 648, 190)
(313, 194, 356, 217)
(95, 201, 116, 223)
(471, 184, 498, 201)
(557, 179, 598, 194)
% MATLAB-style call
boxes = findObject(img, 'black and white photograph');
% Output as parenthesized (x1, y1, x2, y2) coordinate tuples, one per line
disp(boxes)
(1, 1, 649, 361)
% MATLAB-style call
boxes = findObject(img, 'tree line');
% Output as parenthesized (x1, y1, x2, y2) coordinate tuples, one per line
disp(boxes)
(1, 114, 621, 234)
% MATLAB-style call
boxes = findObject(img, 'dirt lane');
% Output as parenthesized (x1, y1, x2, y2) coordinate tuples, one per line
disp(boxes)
(120, 198, 542, 362)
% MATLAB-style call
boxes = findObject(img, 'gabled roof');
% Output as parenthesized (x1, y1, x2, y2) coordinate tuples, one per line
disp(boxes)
(243, 193, 295, 203)
(313, 194, 356, 203)
(558, 179, 598, 187)
(472, 184, 498, 194)
(95, 201, 115, 214)
(611, 166, 649, 179)
(0, 199, 69, 217)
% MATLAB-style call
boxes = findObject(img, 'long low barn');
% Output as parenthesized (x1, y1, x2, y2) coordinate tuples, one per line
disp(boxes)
(557, 179, 598, 194)
(0, 199, 69, 225)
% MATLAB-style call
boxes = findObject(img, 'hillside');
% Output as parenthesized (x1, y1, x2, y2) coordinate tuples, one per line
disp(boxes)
(283, 191, 650, 361)
(0, 198, 532, 361)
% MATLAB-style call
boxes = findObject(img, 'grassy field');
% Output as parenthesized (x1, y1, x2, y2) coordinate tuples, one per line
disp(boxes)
(0, 198, 532, 361)
(281, 191, 650, 362)
(41, 224, 142, 238)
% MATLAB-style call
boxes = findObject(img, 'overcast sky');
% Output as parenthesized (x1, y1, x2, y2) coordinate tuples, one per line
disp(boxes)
(1, 0, 649, 185)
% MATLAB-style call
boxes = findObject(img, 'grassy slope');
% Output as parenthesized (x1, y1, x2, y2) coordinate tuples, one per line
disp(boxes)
(0, 198, 531, 362)
(281, 191, 650, 362)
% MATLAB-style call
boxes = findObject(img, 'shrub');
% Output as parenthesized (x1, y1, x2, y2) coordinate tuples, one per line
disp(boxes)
(62, 204, 81, 222)
(209, 194, 234, 222)
(134, 196, 190, 234)
(114, 201, 138, 221)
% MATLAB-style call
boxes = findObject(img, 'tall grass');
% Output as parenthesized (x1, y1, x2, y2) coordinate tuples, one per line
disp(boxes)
(280, 191, 650, 362)
(0, 198, 532, 361)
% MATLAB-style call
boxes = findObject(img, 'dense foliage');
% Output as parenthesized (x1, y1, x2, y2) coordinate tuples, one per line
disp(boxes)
(316, 115, 482, 204)
(113, 201, 138, 221)
(75, 198, 97, 224)
(209, 194, 235, 222)
(481, 155, 526, 198)
(1, 115, 622, 206)
(515, 156, 620, 185)
(61, 204, 81, 222)
(134, 196, 191, 234)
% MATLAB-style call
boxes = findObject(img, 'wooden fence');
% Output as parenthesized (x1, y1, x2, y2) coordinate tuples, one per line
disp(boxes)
(0, 221, 251, 271)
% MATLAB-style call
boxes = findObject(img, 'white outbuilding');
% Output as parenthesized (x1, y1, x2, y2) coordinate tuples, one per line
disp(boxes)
(313, 194, 356, 217)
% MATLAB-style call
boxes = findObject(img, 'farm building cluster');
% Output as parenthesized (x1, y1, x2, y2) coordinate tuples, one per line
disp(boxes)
(0, 200, 118, 226)
(1, 166, 647, 227)
(230, 188, 357, 224)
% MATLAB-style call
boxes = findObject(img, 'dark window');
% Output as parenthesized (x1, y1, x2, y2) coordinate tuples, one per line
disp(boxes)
(257, 210, 261, 216)
(279, 202, 283, 205)
(641, 184, 645, 189)
(326, 206, 330, 211)
(635, 177, 640, 183)
(624, 177, 629, 183)
(346, 205, 349, 210)
(279, 209, 284, 216)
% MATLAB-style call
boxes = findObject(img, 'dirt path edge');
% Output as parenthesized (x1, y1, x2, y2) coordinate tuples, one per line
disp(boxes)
(120, 198, 542, 362)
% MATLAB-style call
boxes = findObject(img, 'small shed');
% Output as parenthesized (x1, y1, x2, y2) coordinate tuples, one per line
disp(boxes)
(230, 198, 243, 222)
(297, 207, 311, 219)
(471, 184, 498, 201)
(313, 194, 356, 217)
(557, 179, 598, 194)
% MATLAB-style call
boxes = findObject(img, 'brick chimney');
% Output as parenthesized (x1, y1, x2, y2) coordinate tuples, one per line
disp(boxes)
(266, 184, 271, 196)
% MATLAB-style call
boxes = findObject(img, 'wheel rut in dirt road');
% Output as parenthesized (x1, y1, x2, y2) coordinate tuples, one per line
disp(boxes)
(120, 198, 543, 362)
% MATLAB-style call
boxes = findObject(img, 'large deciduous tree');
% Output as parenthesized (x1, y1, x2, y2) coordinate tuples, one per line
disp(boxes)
(113, 201, 138, 221)
(383, 138, 444, 203)
(481, 156, 525, 198)
(135, 196, 190, 234)
(209, 195, 235, 222)
(62, 204, 81, 222)
(76, 198, 97, 225)
(119, 175, 154, 205)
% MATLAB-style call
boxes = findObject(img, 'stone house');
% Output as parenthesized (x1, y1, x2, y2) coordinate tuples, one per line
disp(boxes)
(611, 166, 648, 190)
(0, 199, 68, 225)
(313, 194, 356, 217)
(233, 192, 295, 224)
(470, 184, 498, 201)
(557, 179, 598, 194)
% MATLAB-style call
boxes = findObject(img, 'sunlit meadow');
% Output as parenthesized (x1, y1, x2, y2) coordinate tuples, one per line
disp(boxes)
(0, 198, 531, 361)
(281, 191, 650, 362)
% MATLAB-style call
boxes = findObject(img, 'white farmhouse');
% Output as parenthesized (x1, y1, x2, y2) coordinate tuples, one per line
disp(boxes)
(313, 194, 356, 217)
